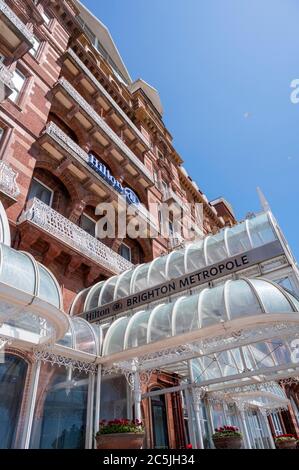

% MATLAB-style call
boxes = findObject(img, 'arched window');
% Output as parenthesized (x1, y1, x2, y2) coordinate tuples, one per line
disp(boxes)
(150, 388, 169, 449)
(0, 354, 28, 449)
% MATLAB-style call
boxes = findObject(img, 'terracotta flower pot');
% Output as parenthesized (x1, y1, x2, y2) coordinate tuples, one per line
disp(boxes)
(275, 440, 297, 449)
(213, 436, 243, 449)
(96, 432, 145, 449)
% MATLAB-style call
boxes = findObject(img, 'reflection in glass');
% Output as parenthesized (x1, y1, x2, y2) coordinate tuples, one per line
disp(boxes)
(30, 363, 88, 449)
(0, 354, 27, 449)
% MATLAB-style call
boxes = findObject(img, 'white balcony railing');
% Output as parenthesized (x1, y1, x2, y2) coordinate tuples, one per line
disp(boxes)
(43, 122, 159, 232)
(0, 0, 33, 44)
(18, 198, 133, 274)
(66, 48, 150, 150)
(0, 161, 20, 199)
(57, 78, 154, 184)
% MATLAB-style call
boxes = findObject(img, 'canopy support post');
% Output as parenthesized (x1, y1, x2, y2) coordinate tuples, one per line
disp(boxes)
(204, 397, 215, 448)
(94, 364, 102, 441)
(188, 362, 205, 449)
(237, 407, 252, 449)
(133, 364, 142, 421)
(23, 360, 41, 449)
(86, 371, 95, 449)
(184, 387, 197, 449)
(260, 410, 276, 449)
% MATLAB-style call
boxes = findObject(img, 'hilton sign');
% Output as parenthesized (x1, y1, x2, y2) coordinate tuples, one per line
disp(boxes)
(81, 240, 285, 323)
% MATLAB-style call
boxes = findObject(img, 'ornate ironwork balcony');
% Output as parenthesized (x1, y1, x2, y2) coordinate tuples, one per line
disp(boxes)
(64, 48, 150, 150)
(0, 62, 14, 101)
(0, 161, 20, 201)
(0, 0, 33, 45)
(55, 78, 154, 186)
(18, 198, 133, 275)
(42, 122, 159, 232)
(162, 186, 189, 212)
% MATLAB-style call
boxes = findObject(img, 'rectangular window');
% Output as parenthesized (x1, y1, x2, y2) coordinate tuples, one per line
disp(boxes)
(10, 69, 26, 103)
(29, 36, 41, 57)
(41, 11, 51, 25)
(28, 178, 53, 206)
(119, 243, 131, 262)
(0, 127, 4, 142)
(270, 412, 283, 435)
(80, 213, 96, 237)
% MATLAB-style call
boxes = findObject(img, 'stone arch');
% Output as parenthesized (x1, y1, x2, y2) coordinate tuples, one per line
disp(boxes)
(48, 104, 88, 147)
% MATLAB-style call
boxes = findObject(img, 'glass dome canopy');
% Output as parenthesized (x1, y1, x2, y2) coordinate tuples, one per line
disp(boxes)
(101, 277, 299, 358)
(71, 212, 279, 315)
(57, 316, 101, 356)
(0, 243, 68, 345)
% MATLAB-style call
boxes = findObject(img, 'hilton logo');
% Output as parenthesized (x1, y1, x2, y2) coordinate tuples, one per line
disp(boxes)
(113, 302, 123, 312)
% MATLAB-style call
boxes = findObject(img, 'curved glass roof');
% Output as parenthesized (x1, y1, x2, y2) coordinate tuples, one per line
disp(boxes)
(71, 212, 279, 314)
(0, 201, 11, 247)
(0, 243, 67, 344)
(192, 337, 298, 385)
(101, 277, 299, 356)
(57, 316, 102, 356)
(208, 382, 290, 412)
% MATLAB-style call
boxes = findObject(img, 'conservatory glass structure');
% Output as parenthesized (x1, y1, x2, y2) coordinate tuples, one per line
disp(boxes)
(0, 200, 299, 449)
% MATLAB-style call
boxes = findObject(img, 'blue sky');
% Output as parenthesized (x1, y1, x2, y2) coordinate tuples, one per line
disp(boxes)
(82, 0, 299, 259)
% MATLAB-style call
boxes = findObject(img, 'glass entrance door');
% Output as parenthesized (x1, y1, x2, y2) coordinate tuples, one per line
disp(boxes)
(245, 408, 271, 449)
(151, 390, 169, 449)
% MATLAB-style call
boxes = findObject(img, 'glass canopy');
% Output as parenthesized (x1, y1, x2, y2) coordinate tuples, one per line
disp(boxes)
(0, 243, 68, 344)
(0, 201, 11, 247)
(101, 277, 299, 356)
(57, 316, 102, 356)
(71, 212, 279, 314)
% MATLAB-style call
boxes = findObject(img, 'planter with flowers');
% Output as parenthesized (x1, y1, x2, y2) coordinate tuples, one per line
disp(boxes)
(275, 434, 297, 449)
(95, 419, 145, 449)
(212, 426, 243, 449)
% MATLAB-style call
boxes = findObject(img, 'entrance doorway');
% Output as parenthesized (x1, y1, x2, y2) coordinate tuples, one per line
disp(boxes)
(150, 388, 169, 449)
(245, 408, 271, 449)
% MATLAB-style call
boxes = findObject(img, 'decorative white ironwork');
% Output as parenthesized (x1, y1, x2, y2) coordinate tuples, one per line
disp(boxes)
(66, 48, 150, 149)
(207, 382, 290, 414)
(0, 161, 20, 199)
(191, 385, 208, 403)
(102, 360, 159, 389)
(18, 197, 133, 274)
(107, 324, 299, 375)
(44, 122, 158, 232)
(0, 335, 12, 349)
(0, 0, 33, 43)
(57, 78, 154, 183)
(0, 62, 13, 89)
(45, 121, 89, 163)
(33, 348, 97, 374)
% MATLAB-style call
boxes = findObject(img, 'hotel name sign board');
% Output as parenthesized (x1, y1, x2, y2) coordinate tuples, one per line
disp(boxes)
(82, 240, 284, 323)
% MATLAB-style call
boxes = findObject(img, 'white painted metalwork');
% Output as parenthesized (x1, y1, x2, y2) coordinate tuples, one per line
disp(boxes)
(100, 278, 299, 361)
(72, 212, 280, 311)
(0, 0, 33, 44)
(0, 200, 11, 246)
(57, 78, 154, 184)
(0, 161, 20, 200)
(18, 197, 133, 274)
(65, 48, 150, 149)
(23, 360, 41, 449)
